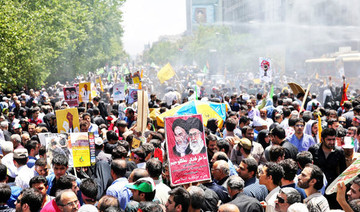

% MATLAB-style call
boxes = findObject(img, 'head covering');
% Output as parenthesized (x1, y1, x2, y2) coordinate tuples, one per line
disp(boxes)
(256, 130, 269, 150)
(343, 137, 354, 149)
(239, 138, 252, 151)
(304, 120, 316, 136)
(13, 148, 28, 159)
(126, 177, 155, 193)
(207, 118, 218, 134)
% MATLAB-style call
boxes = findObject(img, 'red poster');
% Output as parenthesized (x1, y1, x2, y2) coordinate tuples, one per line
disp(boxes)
(165, 114, 211, 186)
(63, 87, 79, 107)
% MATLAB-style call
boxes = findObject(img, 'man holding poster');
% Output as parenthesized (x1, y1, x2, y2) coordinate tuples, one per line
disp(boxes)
(165, 114, 211, 186)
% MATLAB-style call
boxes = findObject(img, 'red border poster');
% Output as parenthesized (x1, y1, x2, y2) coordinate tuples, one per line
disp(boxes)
(165, 114, 211, 186)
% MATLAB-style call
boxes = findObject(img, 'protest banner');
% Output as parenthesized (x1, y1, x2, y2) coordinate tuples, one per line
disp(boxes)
(56, 108, 80, 133)
(128, 89, 138, 104)
(135, 90, 148, 133)
(70, 133, 91, 167)
(165, 114, 211, 186)
(326, 156, 360, 195)
(63, 86, 79, 107)
(113, 83, 125, 101)
(259, 57, 272, 82)
(79, 82, 91, 102)
(88, 132, 96, 165)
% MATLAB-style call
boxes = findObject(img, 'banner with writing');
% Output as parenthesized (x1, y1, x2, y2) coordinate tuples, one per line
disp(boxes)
(165, 114, 211, 186)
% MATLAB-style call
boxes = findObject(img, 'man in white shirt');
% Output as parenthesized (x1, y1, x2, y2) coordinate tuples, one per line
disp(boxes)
(14, 148, 33, 189)
(259, 162, 284, 212)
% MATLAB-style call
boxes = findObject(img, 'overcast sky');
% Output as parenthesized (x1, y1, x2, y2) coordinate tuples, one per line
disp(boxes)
(121, 0, 187, 56)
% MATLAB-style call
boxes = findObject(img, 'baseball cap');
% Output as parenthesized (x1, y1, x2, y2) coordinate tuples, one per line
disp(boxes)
(13, 148, 28, 159)
(239, 138, 252, 151)
(94, 137, 104, 146)
(126, 177, 155, 193)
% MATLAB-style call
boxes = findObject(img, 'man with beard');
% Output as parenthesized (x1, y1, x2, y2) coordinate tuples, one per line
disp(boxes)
(172, 119, 191, 157)
(187, 117, 206, 155)
(308, 128, 346, 209)
(297, 164, 330, 212)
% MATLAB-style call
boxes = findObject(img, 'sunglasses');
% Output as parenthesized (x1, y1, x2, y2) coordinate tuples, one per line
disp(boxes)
(277, 195, 285, 204)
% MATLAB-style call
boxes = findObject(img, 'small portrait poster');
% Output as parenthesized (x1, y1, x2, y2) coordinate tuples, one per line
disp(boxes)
(128, 89, 138, 104)
(63, 86, 78, 107)
(259, 57, 272, 82)
(79, 82, 91, 103)
(165, 114, 211, 186)
(113, 83, 125, 101)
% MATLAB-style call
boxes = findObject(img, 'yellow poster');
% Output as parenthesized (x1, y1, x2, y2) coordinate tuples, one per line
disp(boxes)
(133, 76, 140, 84)
(70, 133, 91, 167)
(56, 108, 80, 133)
(79, 82, 91, 102)
(91, 83, 98, 98)
(95, 77, 104, 92)
(132, 137, 141, 149)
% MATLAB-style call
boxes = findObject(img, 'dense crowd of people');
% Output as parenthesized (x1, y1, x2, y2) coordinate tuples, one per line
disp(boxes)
(0, 68, 359, 212)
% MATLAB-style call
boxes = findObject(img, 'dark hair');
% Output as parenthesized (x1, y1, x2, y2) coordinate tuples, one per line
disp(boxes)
(188, 186, 205, 210)
(118, 140, 130, 152)
(206, 134, 217, 146)
(279, 159, 298, 181)
(58, 175, 76, 191)
(30, 176, 48, 187)
(0, 164, 7, 182)
(14, 157, 28, 166)
(239, 116, 249, 125)
(111, 159, 127, 178)
(146, 158, 162, 179)
(216, 139, 230, 154)
(350, 199, 360, 212)
(242, 158, 258, 177)
(225, 118, 237, 132)
(39, 145, 46, 156)
(296, 151, 313, 170)
(138, 201, 163, 212)
(269, 146, 285, 162)
(270, 125, 285, 139)
(336, 127, 346, 138)
(20, 188, 43, 212)
(133, 148, 146, 162)
(321, 128, 336, 140)
(111, 145, 127, 159)
(142, 143, 155, 156)
(0, 183, 11, 204)
(82, 112, 91, 119)
(168, 187, 190, 212)
(52, 154, 68, 167)
(149, 139, 162, 148)
(106, 131, 118, 141)
(283, 108, 291, 118)
(305, 164, 324, 190)
(98, 195, 119, 212)
(80, 178, 98, 202)
(265, 162, 284, 186)
(25, 140, 38, 154)
(241, 126, 253, 137)
(130, 168, 149, 182)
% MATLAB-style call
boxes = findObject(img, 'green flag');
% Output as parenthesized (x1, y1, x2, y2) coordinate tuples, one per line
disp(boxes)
(269, 85, 274, 99)
(202, 65, 208, 74)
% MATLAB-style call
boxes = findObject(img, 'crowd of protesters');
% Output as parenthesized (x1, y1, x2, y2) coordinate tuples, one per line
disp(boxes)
(0, 67, 359, 212)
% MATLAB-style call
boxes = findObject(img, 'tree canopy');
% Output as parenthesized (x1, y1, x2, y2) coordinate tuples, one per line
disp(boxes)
(0, 0, 127, 92)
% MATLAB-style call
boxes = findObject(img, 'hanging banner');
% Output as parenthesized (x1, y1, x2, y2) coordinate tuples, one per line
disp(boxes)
(259, 57, 272, 82)
(165, 114, 211, 186)
(113, 83, 125, 101)
(63, 87, 79, 107)
(79, 82, 91, 102)
(56, 108, 80, 133)
(70, 133, 91, 167)
(88, 132, 96, 165)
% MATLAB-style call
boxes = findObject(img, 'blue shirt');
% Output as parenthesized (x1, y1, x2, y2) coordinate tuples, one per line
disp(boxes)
(106, 177, 132, 210)
(243, 177, 268, 202)
(287, 133, 316, 152)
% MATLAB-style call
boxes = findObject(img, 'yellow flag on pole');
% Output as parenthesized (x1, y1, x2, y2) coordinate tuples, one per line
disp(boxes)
(157, 63, 175, 84)
(318, 115, 322, 143)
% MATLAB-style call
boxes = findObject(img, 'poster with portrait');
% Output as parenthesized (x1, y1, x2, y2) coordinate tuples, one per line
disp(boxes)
(70, 133, 91, 167)
(63, 86, 79, 107)
(79, 82, 91, 102)
(56, 108, 80, 133)
(113, 83, 125, 101)
(128, 89, 138, 104)
(165, 114, 211, 186)
(44, 133, 74, 167)
(259, 57, 272, 82)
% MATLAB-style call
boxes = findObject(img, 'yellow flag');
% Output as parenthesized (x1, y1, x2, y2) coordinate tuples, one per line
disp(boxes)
(96, 77, 104, 92)
(318, 115, 322, 143)
(157, 63, 175, 84)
